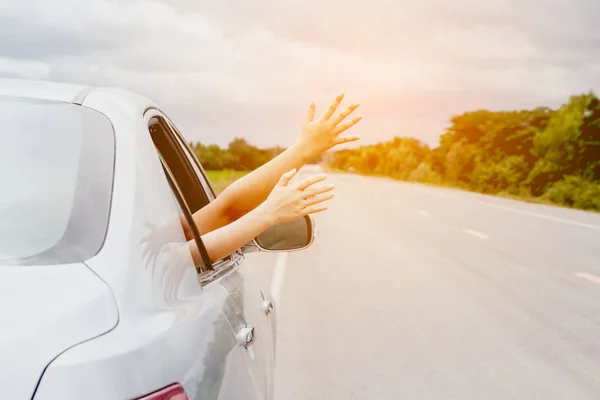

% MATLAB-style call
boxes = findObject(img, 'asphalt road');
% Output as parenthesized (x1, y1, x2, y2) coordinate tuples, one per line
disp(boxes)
(248, 169, 600, 400)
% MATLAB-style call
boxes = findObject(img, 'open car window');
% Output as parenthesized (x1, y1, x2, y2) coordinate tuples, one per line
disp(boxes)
(147, 113, 213, 273)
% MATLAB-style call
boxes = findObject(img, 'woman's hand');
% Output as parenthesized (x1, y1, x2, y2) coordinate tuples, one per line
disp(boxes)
(160, 242, 194, 301)
(141, 215, 192, 276)
(257, 169, 335, 225)
(194, 169, 334, 264)
(296, 94, 362, 158)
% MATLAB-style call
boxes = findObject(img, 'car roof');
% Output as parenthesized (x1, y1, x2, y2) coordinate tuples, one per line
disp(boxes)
(0, 78, 91, 104)
(0, 78, 157, 118)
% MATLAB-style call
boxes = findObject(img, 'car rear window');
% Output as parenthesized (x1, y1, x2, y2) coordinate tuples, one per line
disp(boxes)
(0, 96, 114, 266)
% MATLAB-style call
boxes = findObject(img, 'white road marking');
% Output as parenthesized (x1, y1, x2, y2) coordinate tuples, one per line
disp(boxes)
(270, 252, 288, 303)
(464, 229, 489, 239)
(574, 272, 600, 285)
(431, 191, 600, 231)
(418, 210, 430, 217)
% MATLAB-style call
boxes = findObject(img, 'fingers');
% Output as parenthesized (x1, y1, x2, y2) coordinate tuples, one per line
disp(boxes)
(303, 183, 335, 198)
(160, 262, 168, 286)
(141, 222, 155, 243)
(302, 205, 328, 215)
(295, 173, 327, 191)
(306, 101, 316, 123)
(333, 116, 362, 135)
(277, 168, 297, 187)
(304, 191, 335, 207)
(334, 135, 361, 145)
(330, 103, 359, 126)
(149, 258, 158, 278)
(142, 245, 150, 259)
(321, 93, 344, 120)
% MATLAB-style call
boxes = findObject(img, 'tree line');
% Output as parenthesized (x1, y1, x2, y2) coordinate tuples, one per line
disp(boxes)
(190, 137, 324, 171)
(190, 138, 287, 171)
(326, 93, 600, 211)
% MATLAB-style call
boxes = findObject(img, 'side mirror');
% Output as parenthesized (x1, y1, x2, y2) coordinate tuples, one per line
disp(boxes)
(244, 216, 315, 253)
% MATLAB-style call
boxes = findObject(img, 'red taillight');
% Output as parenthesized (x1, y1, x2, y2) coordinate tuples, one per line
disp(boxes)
(136, 383, 189, 400)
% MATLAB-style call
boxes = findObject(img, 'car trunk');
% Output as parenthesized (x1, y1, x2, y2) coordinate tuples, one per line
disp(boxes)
(0, 263, 118, 399)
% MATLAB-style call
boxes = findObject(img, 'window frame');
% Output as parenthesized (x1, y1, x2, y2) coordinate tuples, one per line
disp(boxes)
(144, 109, 241, 280)
(161, 113, 242, 268)
(164, 118, 217, 200)
(158, 153, 212, 275)
(147, 114, 211, 213)
(145, 109, 213, 274)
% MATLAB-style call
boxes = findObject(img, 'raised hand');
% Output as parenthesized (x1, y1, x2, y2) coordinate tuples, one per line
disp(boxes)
(298, 94, 362, 157)
(258, 169, 335, 225)
(141, 217, 190, 278)
(141, 221, 164, 277)
(159, 242, 193, 302)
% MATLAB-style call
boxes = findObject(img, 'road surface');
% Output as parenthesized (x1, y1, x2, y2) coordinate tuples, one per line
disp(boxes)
(248, 170, 600, 400)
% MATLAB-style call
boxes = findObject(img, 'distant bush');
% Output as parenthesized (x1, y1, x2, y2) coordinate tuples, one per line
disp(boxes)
(542, 176, 600, 211)
(408, 163, 444, 184)
(205, 169, 250, 194)
(190, 138, 285, 171)
(325, 93, 600, 212)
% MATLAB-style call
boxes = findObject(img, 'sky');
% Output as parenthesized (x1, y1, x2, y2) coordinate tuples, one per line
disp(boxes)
(1, 0, 599, 148)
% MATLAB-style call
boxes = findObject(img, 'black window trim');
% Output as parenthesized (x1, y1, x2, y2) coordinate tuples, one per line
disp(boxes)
(161, 115, 246, 266)
(145, 111, 212, 274)
(144, 109, 241, 279)
(163, 117, 247, 268)
(164, 117, 217, 200)
(158, 153, 212, 274)
(148, 116, 211, 213)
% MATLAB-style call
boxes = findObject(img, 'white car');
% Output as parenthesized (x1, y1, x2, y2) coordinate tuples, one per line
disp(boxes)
(0, 79, 315, 400)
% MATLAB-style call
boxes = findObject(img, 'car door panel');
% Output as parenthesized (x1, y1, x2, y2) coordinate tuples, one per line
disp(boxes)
(208, 256, 272, 400)
(142, 110, 267, 400)
(189, 277, 263, 400)
(33, 262, 262, 400)
(162, 113, 275, 399)
(231, 253, 277, 398)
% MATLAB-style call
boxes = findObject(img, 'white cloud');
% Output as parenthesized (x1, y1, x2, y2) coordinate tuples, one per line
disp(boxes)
(0, 0, 599, 147)
(0, 57, 50, 79)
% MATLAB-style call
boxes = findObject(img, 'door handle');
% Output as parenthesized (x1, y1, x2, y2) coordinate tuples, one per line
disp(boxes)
(262, 300, 274, 314)
(236, 325, 255, 348)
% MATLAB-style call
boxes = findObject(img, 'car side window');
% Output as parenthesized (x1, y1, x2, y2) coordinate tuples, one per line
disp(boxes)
(161, 116, 238, 266)
(167, 115, 245, 270)
(147, 114, 213, 273)
(149, 116, 211, 214)
(165, 118, 217, 200)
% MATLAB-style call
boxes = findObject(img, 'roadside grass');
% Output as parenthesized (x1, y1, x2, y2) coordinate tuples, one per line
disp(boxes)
(324, 167, 598, 213)
(205, 169, 250, 194)
(207, 166, 595, 213)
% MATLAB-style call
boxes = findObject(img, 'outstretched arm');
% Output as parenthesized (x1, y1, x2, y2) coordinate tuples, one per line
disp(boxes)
(189, 169, 334, 264)
(191, 94, 361, 235)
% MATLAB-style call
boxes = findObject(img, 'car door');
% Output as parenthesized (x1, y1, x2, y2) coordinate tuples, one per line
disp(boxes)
(145, 111, 266, 400)
(163, 115, 276, 399)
